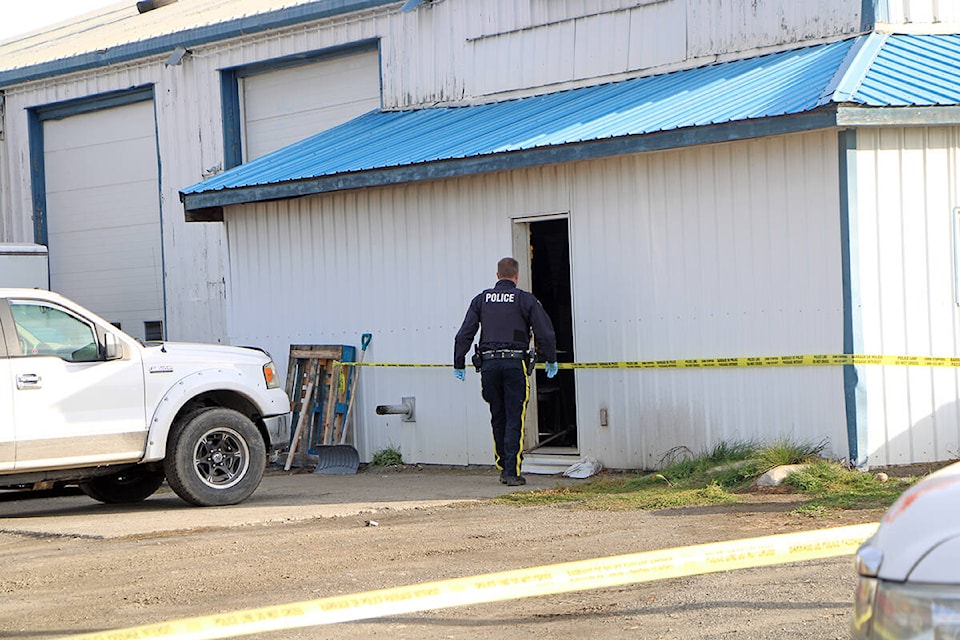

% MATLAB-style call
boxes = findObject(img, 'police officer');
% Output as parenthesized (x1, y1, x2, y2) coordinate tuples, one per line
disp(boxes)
(453, 257, 558, 486)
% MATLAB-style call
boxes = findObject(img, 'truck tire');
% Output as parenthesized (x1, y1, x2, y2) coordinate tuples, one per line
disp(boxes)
(164, 408, 266, 506)
(80, 467, 165, 504)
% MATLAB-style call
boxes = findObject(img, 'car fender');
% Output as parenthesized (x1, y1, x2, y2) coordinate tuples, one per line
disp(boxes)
(871, 463, 960, 581)
(142, 368, 273, 462)
(908, 534, 960, 582)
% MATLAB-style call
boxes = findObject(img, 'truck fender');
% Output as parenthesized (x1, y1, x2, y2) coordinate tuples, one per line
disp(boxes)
(142, 368, 263, 461)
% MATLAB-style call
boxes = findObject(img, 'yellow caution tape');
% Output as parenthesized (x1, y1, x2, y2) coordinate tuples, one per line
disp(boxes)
(337, 354, 960, 369)
(57, 523, 878, 640)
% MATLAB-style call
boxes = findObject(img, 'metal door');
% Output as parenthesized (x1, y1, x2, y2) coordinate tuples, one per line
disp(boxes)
(43, 99, 163, 341)
(513, 216, 578, 454)
(241, 49, 382, 161)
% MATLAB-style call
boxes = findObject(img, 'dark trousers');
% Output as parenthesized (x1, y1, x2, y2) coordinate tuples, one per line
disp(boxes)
(480, 358, 530, 477)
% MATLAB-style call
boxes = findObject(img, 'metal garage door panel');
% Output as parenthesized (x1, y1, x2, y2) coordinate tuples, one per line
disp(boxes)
(241, 49, 381, 160)
(43, 100, 163, 340)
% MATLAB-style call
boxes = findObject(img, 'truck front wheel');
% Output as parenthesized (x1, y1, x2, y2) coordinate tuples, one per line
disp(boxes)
(165, 408, 266, 506)
(80, 467, 165, 504)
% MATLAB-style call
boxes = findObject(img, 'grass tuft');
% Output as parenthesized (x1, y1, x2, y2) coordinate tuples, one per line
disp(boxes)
(371, 445, 403, 467)
(782, 459, 914, 511)
(492, 439, 921, 515)
(756, 438, 827, 469)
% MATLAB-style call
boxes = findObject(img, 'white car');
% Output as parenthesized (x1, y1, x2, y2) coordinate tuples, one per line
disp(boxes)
(0, 288, 290, 506)
(852, 461, 960, 638)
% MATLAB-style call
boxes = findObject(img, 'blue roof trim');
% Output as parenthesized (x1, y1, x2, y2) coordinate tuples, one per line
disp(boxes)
(181, 33, 960, 217)
(823, 33, 886, 104)
(182, 110, 839, 219)
(0, 0, 395, 88)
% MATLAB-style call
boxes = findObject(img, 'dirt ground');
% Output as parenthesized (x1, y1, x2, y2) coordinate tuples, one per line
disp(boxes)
(0, 466, 885, 640)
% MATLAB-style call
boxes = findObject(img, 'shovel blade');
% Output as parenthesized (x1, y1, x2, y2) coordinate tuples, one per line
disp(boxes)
(313, 445, 360, 475)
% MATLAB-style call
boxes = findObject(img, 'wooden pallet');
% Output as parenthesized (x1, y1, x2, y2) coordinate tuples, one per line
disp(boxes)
(283, 345, 355, 468)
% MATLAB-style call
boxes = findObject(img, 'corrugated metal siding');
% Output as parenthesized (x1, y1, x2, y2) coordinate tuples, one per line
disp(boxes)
(368, 0, 862, 106)
(225, 130, 847, 468)
(877, 0, 960, 24)
(687, 0, 862, 59)
(853, 126, 960, 466)
(569, 131, 847, 467)
(464, 0, 688, 98)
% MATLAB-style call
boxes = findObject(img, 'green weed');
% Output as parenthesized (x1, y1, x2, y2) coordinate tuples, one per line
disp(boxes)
(782, 459, 914, 511)
(371, 445, 403, 467)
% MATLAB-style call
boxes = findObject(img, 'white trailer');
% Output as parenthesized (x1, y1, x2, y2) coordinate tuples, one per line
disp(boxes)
(0, 244, 48, 289)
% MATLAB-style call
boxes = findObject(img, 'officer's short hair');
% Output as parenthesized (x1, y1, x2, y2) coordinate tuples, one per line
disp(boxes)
(497, 257, 519, 279)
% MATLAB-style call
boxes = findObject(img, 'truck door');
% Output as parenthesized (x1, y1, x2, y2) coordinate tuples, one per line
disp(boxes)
(6, 298, 148, 470)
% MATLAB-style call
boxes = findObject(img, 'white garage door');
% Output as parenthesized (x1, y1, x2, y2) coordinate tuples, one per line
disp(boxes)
(241, 48, 381, 161)
(43, 99, 163, 341)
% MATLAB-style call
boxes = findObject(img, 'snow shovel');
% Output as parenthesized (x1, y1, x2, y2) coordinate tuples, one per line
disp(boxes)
(313, 333, 371, 474)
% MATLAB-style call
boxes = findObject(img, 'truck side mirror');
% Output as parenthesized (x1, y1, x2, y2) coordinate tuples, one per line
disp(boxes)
(102, 332, 123, 360)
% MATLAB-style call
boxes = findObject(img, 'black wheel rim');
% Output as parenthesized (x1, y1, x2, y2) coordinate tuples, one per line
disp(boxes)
(193, 426, 250, 489)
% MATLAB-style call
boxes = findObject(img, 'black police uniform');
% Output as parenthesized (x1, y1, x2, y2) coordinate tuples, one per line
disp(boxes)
(454, 279, 557, 481)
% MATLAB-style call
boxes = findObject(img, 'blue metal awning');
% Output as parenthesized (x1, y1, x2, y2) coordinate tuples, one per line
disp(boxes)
(182, 33, 960, 220)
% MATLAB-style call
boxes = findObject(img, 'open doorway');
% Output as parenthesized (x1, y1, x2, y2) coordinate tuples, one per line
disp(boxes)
(514, 217, 578, 454)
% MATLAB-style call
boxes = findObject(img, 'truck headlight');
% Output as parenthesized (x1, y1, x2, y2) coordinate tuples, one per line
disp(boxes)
(853, 578, 960, 639)
(262, 361, 281, 389)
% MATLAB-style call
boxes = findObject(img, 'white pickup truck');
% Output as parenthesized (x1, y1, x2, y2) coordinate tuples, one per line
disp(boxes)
(0, 288, 290, 506)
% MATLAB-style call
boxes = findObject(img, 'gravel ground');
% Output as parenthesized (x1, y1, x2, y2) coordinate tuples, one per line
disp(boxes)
(0, 467, 883, 640)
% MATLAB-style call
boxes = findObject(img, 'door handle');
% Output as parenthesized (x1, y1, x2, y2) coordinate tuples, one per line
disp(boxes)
(16, 373, 42, 390)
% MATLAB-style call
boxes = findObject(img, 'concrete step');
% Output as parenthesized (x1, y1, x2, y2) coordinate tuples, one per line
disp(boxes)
(522, 452, 582, 475)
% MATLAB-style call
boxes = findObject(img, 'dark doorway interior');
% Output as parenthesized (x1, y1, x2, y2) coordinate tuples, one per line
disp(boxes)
(529, 219, 577, 449)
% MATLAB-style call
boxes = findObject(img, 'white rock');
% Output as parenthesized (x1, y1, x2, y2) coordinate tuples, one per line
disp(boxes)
(756, 464, 808, 487)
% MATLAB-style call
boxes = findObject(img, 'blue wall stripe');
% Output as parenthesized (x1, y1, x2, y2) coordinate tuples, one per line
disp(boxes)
(34, 85, 154, 121)
(838, 128, 866, 467)
(861, 0, 877, 32)
(220, 70, 243, 171)
(149, 99, 169, 340)
(27, 111, 46, 246)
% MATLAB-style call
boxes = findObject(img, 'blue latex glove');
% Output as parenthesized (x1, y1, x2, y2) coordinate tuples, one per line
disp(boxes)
(545, 362, 558, 378)
(454, 368, 465, 381)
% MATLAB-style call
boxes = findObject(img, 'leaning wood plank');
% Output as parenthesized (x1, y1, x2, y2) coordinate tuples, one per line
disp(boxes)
(321, 362, 341, 445)
(283, 380, 315, 471)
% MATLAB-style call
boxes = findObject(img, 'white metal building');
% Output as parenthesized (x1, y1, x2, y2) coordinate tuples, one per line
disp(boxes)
(3, 0, 960, 470)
